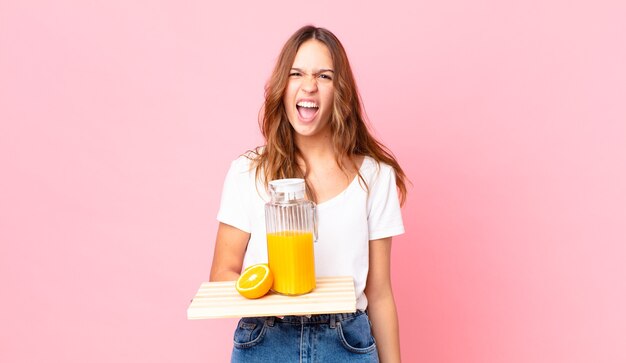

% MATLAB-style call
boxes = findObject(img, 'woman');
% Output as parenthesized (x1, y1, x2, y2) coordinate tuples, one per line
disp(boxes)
(210, 25, 408, 362)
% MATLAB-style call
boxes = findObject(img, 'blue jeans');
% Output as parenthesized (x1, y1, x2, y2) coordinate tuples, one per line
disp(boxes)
(231, 310, 379, 362)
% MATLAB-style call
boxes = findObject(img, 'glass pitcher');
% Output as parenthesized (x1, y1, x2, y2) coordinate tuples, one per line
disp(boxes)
(265, 178, 317, 295)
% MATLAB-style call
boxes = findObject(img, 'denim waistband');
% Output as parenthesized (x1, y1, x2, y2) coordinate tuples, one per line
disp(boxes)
(265, 310, 366, 328)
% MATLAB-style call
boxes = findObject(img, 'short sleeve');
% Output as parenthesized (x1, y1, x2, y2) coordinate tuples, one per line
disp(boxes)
(367, 163, 405, 240)
(216, 158, 252, 233)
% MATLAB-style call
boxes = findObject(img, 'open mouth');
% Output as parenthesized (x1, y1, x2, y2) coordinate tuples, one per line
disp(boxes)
(296, 101, 319, 121)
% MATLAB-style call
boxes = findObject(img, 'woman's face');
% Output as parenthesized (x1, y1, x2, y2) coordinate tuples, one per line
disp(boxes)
(283, 39, 335, 140)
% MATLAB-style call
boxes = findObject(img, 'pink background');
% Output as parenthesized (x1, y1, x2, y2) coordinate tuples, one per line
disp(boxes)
(1, 1, 625, 362)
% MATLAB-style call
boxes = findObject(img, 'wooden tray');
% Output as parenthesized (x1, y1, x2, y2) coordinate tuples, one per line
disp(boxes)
(187, 276, 356, 319)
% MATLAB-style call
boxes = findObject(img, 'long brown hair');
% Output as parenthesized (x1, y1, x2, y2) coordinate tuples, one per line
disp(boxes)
(251, 25, 408, 205)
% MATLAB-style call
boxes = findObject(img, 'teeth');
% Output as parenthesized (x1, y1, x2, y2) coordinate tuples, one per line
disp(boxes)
(297, 101, 318, 108)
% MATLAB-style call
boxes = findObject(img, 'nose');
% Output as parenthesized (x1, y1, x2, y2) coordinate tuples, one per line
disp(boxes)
(301, 74, 318, 93)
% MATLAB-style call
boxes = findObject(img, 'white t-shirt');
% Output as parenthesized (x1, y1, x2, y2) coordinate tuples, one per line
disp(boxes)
(217, 154, 405, 310)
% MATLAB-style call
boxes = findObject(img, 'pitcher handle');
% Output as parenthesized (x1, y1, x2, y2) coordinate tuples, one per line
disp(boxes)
(312, 203, 318, 243)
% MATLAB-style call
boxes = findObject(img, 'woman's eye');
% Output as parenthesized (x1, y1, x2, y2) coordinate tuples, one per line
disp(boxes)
(289, 72, 301, 77)
(319, 74, 332, 80)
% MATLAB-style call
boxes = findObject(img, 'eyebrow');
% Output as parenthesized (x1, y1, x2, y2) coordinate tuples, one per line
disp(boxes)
(291, 67, 335, 74)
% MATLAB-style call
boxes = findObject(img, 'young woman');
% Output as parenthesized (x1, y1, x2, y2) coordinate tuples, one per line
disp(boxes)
(210, 25, 408, 363)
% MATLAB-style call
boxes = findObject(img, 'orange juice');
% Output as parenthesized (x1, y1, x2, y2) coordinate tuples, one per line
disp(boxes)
(267, 231, 316, 295)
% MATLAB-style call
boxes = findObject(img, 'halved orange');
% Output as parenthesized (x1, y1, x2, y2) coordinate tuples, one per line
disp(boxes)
(236, 264, 273, 299)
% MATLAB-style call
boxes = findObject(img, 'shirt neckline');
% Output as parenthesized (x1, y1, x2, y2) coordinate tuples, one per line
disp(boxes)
(315, 156, 372, 210)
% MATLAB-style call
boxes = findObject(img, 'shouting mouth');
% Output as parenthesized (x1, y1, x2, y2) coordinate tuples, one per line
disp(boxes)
(296, 101, 319, 121)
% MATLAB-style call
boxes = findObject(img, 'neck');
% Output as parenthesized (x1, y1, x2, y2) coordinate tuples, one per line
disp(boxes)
(294, 130, 335, 164)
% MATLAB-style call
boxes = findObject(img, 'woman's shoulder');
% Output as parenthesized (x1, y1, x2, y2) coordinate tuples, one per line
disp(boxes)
(229, 147, 264, 171)
(360, 155, 394, 177)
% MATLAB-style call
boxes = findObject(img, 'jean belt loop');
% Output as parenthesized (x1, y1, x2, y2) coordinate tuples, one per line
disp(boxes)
(329, 314, 336, 329)
(266, 316, 275, 327)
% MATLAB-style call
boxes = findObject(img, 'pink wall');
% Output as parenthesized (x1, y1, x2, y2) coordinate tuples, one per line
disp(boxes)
(1, 1, 625, 362)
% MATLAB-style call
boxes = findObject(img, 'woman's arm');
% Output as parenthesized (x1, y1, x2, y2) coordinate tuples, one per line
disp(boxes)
(364, 237, 401, 363)
(209, 222, 250, 281)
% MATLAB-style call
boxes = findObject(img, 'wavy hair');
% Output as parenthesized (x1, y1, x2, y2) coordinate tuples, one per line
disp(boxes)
(251, 25, 408, 205)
